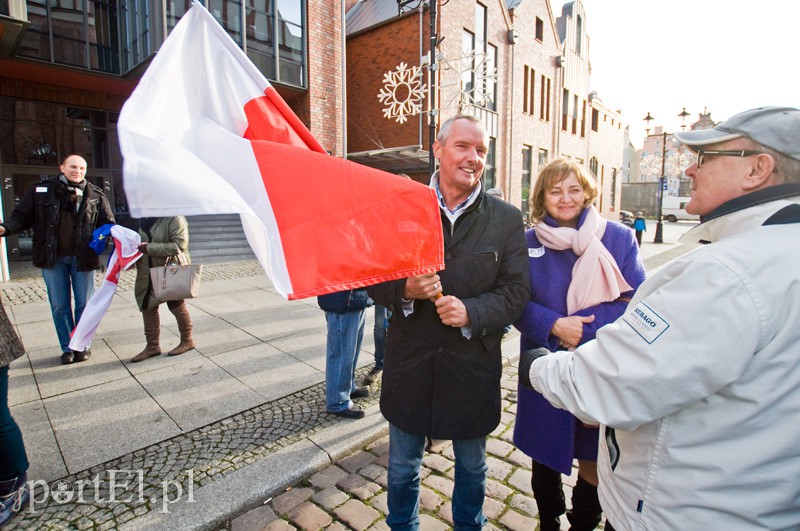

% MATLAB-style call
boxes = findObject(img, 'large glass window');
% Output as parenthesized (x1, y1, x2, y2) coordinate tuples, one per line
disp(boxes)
(14, 0, 306, 87)
(246, 0, 275, 79)
(521, 145, 532, 219)
(483, 137, 496, 189)
(277, 0, 304, 86)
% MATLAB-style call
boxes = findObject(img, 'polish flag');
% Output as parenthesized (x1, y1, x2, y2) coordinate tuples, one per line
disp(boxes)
(69, 225, 143, 352)
(117, 1, 444, 300)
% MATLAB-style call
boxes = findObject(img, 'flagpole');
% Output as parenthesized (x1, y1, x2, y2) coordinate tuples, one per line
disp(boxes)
(428, 0, 438, 176)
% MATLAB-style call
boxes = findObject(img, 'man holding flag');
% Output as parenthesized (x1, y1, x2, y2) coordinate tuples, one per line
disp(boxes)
(368, 115, 530, 530)
(0, 155, 114, 365)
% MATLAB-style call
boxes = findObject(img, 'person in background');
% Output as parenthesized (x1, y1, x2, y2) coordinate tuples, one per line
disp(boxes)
(131, 217, 196, 362)
(632, 212, 646, 246)
(518, 106, 800, 530)
(368, 115, 530, 529)
(485, 187, 505, 199)
(0, 298, 29, 526)
(362, 304, 388, 386)
(0, 154, 114, 365)
(513, 159, 645, 530)
(318, 288, 373, 418)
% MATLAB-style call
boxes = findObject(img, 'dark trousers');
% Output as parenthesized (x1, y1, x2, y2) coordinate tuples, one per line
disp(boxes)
(635, 230, 643, 246)
(0, 365, 28, 481)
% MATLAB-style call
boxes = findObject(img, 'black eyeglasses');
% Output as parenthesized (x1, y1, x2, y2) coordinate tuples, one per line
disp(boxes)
(696, 149, 763, 168)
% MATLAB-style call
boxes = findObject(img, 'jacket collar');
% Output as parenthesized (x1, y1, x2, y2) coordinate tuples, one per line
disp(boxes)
(680, 183, 800, 244)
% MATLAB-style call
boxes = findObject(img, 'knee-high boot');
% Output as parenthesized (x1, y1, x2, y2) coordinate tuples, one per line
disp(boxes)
(567, 476, 603, 531)
(168, 302, 195, 356)
(132, 308, 161, 362)
(532, 461, 566, 531)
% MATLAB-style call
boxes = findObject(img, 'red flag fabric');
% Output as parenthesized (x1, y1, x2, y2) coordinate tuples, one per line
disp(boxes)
(117, 1, 444, 299)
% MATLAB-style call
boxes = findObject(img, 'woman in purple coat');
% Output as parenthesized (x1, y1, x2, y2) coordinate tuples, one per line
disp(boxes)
(514, 160, 645, 530)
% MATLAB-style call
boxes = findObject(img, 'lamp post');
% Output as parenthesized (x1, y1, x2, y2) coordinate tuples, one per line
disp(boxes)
(642, 109, 690, 244)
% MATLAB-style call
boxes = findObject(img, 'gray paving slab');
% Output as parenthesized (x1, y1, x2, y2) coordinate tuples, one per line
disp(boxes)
(42, 377, 182, 473)
(27, 341, 130, 399)
(269, 331, 328, 373)
(135, 356, 265, 432)
(211, 342, 322, 402)
(7, 354, 37, 406)
(12, 399, 67, 483)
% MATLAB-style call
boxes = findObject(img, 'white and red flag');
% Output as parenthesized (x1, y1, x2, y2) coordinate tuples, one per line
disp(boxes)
(117, 1, 443, 300)
(69, 225, 143, 352)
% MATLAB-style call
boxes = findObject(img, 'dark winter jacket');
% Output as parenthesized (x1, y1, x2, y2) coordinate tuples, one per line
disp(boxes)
(368, 192, 530, 439)
(1, 176, 114, 270)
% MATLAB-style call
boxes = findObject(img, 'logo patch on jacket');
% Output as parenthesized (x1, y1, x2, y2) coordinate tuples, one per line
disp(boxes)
(623, 302, 669, 344)
(529, 246, 545, 258)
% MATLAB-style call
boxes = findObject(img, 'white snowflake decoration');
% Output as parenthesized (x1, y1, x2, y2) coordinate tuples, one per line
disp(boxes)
(378, 62, 427, 124)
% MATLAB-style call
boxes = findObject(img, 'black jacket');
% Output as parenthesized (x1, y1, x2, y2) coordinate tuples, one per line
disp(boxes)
(368, 192, 530, 439)
(1, 176, 115, 270)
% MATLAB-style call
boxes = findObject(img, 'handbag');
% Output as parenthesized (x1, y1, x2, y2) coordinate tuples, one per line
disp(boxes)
(150, 250, 203, 302)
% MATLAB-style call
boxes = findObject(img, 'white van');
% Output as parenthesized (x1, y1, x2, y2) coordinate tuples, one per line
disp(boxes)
(662, 196, 699, 222)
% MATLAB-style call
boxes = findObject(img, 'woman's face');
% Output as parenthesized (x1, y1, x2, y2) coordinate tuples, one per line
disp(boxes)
(543, 172, 586, 228)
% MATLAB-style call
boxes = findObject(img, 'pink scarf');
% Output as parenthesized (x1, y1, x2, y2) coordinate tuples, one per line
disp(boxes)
(534, 205, 633, 315)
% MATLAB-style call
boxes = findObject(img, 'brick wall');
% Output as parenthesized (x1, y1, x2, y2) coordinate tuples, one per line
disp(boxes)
(306, 0, 344, 156)
(346, 12, 429, 155)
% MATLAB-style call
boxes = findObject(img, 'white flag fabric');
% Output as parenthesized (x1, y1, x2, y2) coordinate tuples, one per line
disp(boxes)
(117, 1, 444, 300)
(69, 226, 143, 352)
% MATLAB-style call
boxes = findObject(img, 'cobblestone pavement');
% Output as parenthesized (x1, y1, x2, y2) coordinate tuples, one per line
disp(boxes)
(220, 362, 604, 531)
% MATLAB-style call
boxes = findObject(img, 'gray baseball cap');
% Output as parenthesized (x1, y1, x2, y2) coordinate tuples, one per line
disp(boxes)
(673, 106, 800, 161)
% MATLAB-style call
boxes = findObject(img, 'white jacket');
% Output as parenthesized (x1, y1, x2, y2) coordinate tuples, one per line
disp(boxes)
(530, 189, 800, 530)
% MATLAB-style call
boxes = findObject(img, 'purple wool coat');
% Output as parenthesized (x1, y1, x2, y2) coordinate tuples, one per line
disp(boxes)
(513, 209, 646, 474)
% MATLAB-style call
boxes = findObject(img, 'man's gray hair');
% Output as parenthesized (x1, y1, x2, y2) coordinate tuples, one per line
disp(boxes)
(437, 115, 486, 145)
(741, 138, 800, 184)
(762, 145, 800, 184)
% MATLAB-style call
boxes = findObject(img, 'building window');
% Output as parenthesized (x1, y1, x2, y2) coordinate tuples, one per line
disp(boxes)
(562, 89, 569, 131)
(610, 168, 617, 211)
(589, 156, 598, 178)
(523, 66, 535, 115)
(521, 145, 532, 218)
(542, 76, 551, 121)
(591, 109, 599, 131)
(572, 94, 578, 135)
(484, 137, 496, 189)
(575, 14, 582, 56)
(535, 17, 543, 42)
(580, 99, 586, 138)
(538, 148, 549, 169)
(485, 43, 497, 111)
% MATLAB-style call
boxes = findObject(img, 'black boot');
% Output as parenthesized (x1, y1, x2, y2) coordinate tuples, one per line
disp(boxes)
(532, 461, 566, 531)
(567, 475, 602, 531)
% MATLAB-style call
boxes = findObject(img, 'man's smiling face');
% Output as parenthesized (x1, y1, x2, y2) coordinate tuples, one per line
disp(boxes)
(433, 118, 488, 195)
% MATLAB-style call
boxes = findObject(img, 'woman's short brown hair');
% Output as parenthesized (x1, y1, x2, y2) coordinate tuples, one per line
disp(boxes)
(529, 159, 598, 223)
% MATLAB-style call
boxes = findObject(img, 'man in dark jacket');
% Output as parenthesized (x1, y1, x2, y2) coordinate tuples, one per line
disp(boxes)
(368, 115, 530, 529)
(0, 154, 114, 365)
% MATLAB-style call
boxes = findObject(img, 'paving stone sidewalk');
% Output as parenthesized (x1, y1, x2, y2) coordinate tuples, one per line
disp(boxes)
(221, 362, 604, 531)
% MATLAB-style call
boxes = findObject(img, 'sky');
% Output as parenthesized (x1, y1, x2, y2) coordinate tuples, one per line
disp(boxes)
(556, 0, 800, 147)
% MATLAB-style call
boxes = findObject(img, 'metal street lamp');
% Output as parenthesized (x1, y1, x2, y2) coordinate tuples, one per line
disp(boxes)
(642, 109, 690, 244)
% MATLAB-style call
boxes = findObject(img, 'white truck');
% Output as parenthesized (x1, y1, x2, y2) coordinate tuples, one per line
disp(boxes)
(662, 196, 699, 222)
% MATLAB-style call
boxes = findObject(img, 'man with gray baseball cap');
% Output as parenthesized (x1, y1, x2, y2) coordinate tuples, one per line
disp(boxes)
(516, 106, 800, 530)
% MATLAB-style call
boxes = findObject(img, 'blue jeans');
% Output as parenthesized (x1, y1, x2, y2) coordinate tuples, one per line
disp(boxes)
(324, 309, 365, 412)
(0, 366, 28, 480)
(387, 424, 488, 530)
(40, 256, 95, 353)
(373, 305, 390, 369)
